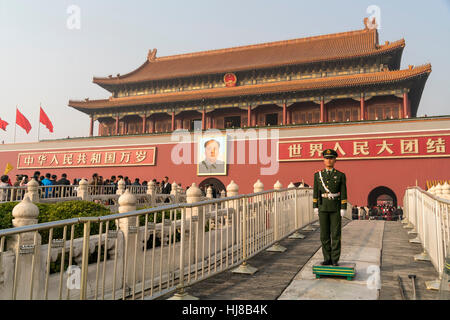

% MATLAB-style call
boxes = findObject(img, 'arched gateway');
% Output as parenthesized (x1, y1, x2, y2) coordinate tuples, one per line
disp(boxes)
(199, 178, 226, 195)
(367, 186, 397, 207)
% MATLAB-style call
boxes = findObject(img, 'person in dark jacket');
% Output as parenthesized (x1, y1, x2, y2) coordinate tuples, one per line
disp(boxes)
(56, 173, 70, 185)
(351, 205, 359, 220)
(161, 176, 171, 194)
(162, 176, 171, 203)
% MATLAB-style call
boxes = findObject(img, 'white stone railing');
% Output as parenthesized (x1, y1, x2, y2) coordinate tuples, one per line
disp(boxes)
(0, 179, 321, 300)
(402, 184, 450, 290)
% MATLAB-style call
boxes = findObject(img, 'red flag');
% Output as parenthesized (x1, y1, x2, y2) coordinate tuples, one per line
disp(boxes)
(16, 108, 32, 134)
(0, 118, 8, 131)
(39, 107, 54, 133)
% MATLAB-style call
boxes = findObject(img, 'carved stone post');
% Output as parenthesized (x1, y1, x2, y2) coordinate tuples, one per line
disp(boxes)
(116, 179, 126, 196)
(206, 186, 213, 199)
(147, 180, 156, 205)
(186, 183, 203, 268)
(117, 190, 142, 286)
(288, 181, 295, 215)
(170, 181, 179, 203)
(253, 179, 264, 193)
(267, 180, 287, 252)
(225, 180, 239, 228)
(205, 186, 215, 227)
(77, 179, 89, 201)
(186, 183, 202, 219)
(288, 182, 305, 239)
(26, 178, 40, 203)
(226, 181, 238, 197)
(230, 179, 257, 275)
(7, 195, 43, 299)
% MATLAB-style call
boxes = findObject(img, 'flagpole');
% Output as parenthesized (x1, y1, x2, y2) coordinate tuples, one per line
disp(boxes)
(14, 105, 17, 144)
(38, 103, 41, 142)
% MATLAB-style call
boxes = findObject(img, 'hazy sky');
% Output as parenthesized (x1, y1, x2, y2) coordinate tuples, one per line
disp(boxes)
(1, 0, 449, 143)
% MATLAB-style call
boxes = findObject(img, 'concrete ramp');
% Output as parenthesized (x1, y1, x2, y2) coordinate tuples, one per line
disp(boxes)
(278, 220, 385, 300)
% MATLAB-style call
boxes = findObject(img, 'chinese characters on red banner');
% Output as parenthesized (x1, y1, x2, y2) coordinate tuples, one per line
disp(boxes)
(278, 135, 449, 161)
(17, 147, 156, 169)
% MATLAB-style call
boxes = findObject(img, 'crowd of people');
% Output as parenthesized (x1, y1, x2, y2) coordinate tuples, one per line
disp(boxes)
(351, 204, 403, 221)
(0, 171, 181, 201)
(1, 169, 230, 202)
(1, 171, 176, 189)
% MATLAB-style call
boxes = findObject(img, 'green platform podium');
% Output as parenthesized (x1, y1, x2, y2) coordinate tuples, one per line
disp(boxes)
(312, 262, 356, 281)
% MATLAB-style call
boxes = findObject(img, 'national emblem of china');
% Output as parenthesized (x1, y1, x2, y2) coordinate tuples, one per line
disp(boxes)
(223, 73, 237, 87)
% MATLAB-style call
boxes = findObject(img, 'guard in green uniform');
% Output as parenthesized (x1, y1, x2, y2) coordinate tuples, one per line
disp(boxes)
(313, 149, 347, 266)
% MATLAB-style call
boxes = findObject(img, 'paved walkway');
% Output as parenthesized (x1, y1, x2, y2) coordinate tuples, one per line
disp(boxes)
(162, 219, 351, 300)
(278, 220, 385, 300)
(161, 219, 441, 300)
(379, 221, 440, 300)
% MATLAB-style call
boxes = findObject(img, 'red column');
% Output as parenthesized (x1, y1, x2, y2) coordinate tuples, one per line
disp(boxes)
(202, 109, 206, 130)
(408, 97, 411, 118)
(171, 111, 175, 131)
(149, 118, 154, 133)
(89, 116, 94, 137)
(403, 92, 410, 118)
(287, 110, 291, 125)
(115, 115, 119, 135)
(320, 98, 325, 123)
(360, 95, 365, 121)
(247, 106, 251, 127)
(282, 103, 287, 125)
(142, 115, 146, 133)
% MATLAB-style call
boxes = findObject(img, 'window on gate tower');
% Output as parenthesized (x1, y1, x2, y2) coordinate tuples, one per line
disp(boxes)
(314, 111, 320, 123)
(345, 110, 351, 121)
(224, 116, 241, 128)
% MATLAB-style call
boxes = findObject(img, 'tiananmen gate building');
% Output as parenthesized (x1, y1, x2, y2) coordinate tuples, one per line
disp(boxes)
(1, 20, 449, 208)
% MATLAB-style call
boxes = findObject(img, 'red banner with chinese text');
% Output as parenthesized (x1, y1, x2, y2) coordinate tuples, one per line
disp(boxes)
(17, 147, 156, 169)
(278, 134, 450, 161)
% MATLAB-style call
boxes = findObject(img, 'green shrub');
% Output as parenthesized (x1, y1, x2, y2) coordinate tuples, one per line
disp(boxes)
(0, 202, 16, 230)
(0, 201, 112, 243)
(38, 201, 112, 243)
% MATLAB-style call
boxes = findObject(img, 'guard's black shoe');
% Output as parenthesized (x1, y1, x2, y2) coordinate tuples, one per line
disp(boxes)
(321, 260, 332, 265)
(332, 261, 339, 266)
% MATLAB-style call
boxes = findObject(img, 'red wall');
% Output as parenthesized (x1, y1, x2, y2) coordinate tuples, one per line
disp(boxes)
(1, 128, 449, 207)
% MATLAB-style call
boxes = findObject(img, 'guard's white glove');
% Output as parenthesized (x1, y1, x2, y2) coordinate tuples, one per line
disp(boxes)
(314, 208, 319, 215)
(340, 209, 346, 217)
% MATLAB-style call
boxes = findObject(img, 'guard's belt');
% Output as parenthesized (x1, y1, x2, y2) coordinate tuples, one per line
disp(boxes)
(321, 192, 340, 199)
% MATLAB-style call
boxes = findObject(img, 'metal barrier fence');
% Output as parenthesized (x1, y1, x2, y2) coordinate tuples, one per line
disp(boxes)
(403, 186, 450, 290)
(0, 186, 320, 300)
